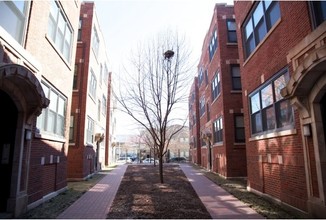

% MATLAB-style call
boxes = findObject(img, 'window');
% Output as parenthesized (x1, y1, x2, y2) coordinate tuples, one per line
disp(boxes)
(48, 0, 73, 62)
(213, 117, 223, 143)
(204, 69, 208, 85)
(99, 64, 103, 86)
(69, 115, 74, 142)
(104, 64, 109, 86)
(310, 1, 326, 28)
(77, 18, 82, 41)
(86, 116, 94, 143)
(227, 19, 237, 43)
(89, 70, 97, 99)
(206, 103, 210, 122)
(97, 99, 101, 121)
(211, 71, 221, 100)
(73, 64, 78, 90)
(37, 81, 66, 137)
(102, 95, 107, 116)
(235, 114, 245, 142)
(0, 1, 29, 44)
(249, 68, 294, 135)
(209, 29, 218, 60)
(243, 1, 280, 58)
(231, 64, 241, 90)
(199, 96, 205, 117)
(92, 26, 99, 57)
(198, 67, 204, 86)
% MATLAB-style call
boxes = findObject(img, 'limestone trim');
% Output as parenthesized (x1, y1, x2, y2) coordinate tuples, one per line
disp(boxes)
(0, 63, 49, 123)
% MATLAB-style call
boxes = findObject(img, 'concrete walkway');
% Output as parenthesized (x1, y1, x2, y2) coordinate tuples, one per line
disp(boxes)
(57, 165, 127, 219)
(180, 164, 263, 219)
(57, 163, 264, 219)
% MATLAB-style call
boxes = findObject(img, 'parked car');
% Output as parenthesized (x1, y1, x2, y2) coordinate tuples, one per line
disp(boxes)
(142, 158, 159, 164)
(168, 157, 187, 163)
(116, 157, 132, 164)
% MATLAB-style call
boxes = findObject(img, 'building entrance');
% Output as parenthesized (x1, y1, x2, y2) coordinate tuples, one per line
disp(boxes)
(0, 90, 18, 212)
(321, 94, 326, 146)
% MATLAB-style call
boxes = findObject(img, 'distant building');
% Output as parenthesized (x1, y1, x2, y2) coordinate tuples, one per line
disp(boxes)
(189, 3, 246, 178)
(68, 2, 112, 180)
(167, 125, 189, 159)
(0, 1, 79, 216)
(234, 1, 326, 217)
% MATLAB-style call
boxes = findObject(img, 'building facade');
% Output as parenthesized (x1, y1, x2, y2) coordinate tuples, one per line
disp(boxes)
(167, 125, 189, 159)
(234, 1, 326, 217)
(191, 3, 246, 178)
(68, 2, 111, 180)
(0, 0, 80, 217)
(189, 77, 201, 164)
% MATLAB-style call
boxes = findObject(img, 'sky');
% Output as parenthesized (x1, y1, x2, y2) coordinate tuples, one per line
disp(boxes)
(94, 0, 234, 137)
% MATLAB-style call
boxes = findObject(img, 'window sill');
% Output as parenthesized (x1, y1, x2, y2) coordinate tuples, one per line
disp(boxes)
(35, 131, 66, 143)
(243, 18, 281, 67)
(227, 42, 238, 46)
(45, 34, 72, 70)
(212, 142, 223, 147)
(249, 128, 297, 141)
(230, 90, 242, 94)
(211, 93, 221, 105)
(88, 93, 97, 104)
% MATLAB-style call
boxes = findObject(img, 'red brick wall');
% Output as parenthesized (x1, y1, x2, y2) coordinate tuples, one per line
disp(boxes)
(67, 2, 94, 179)
(28, 137, 68, 204)
(234, 1, 312, 211)
(23, 0, 79, 205)
(198, 4, 245, 177)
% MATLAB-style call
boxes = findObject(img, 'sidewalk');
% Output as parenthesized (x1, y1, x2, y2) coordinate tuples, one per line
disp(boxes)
(57, 165, 127, 219)
(180, 164, 263, 219)
(57, 163, 263, 219)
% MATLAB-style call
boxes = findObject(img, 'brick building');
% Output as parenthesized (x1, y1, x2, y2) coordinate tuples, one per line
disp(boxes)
(189, 77, 201, 164)
(190, 3, 246, 178)
(234, 1, 326, 217)
(0, 1, 79, 217)
(166, 125, 189, 159)
(68, 2, 112, 180)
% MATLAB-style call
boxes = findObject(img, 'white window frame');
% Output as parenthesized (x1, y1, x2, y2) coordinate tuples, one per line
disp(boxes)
(249, 68, 294, 136)
(213, 117, 223, 143)
(0, 1, 30, 44)
(47, 0, 73, 62)
(211, 71, 221, 101)
(92, 26, 99, 57)
(89, 69, 97, 100)
(37, 81, 66, 138)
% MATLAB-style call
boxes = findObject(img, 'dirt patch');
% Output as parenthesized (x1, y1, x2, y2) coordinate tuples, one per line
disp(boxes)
(107, 164, 211, 219)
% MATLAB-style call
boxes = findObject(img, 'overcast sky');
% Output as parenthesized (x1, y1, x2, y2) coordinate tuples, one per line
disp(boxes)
(94, 0, 233, 137)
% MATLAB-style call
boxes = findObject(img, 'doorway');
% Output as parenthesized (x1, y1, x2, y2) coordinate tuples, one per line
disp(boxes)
(320, 94, 326, 145)
(0, 90, 18, 212)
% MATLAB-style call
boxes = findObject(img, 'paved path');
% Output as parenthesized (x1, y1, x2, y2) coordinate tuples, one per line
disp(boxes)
(57, 165, 127, 219)
(57, 163, 264, 219)
(180, 164, 263, 219)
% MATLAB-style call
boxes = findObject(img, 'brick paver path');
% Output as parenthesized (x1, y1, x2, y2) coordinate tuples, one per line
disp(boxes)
(57, 163, 264, 219)
(57, 165, 127, 219)
(180, 164, 264, 219)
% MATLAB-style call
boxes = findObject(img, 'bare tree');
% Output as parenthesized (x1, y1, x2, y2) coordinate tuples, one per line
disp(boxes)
(116, 30, 192, 183)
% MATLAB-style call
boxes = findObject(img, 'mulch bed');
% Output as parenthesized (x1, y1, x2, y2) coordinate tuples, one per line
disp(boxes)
(107, 164, 211, 219)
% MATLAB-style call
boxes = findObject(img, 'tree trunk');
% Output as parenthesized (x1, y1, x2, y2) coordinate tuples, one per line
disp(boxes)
(159, 156, 164, 183)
